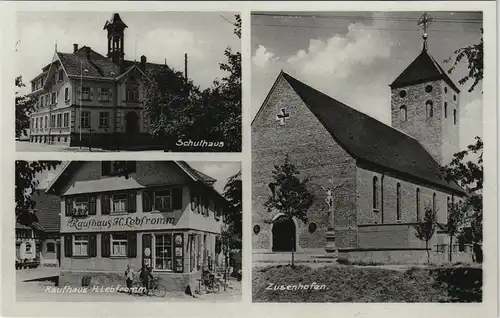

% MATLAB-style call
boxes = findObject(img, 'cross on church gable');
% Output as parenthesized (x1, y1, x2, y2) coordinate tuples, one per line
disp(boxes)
(275, 108, 290, 126)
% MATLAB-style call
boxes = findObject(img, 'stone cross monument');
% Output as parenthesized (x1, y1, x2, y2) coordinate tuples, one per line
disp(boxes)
(321, 178, 343, 254)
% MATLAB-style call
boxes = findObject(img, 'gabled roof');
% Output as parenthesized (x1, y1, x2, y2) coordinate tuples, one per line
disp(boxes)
(277, 72, 463, 194)
(30, 190, 60, 232)
(46, 161, 222, 195)
(390, 48, 460, 93)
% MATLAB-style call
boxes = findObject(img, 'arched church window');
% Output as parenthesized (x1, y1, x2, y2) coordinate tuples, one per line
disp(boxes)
(444, 102, 448, 118)
(372, 176, 379, 211)
(396, 183, 401, 221)
(399, 90, 407, 98)
(453, 94, 457, 101)
(426, 100, 433, 118)
(453, 109, 457, 125)
(399, 106, 407, 122)
(432, 193, 437, 213)
(416, 188, 420, 221)
(425, 85, 433, 93)
(444, 87, 448, 94)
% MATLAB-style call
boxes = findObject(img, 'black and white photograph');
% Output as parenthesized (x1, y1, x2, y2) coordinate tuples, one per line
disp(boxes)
(251, 11, 485, 302)
(15, 160, 242, 301)
(15, 11, 241, 152)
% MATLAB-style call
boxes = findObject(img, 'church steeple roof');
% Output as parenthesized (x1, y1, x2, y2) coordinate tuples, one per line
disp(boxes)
(389, 49, 460, 93)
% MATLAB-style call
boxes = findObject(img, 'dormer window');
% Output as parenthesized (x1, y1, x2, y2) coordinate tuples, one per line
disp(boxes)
(426, 100, 433, 118)
(399, 106, 407, 121)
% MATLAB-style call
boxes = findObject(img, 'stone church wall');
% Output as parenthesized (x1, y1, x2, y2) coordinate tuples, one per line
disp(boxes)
(252, 75, 357, 252)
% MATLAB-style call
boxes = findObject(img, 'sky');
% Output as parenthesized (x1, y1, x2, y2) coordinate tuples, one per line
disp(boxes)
(16, 11, 240, 94)
(251, 11, 483, 149)
(36, 161, 241, 194)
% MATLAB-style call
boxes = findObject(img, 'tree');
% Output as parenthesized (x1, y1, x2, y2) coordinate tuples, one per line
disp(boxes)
(141, 66, 202, 148)
(264, 154, 314, 267)
(441, 137, 483, 262)
(141, 14, 241, 152)
(223, 170, 242, 248)
(16, 161, 61, 225)
(16, 76, 36, 138)
(444, 28, 483, 93)
(219, 223, 240, 291)
(447, 201, 466, 262)
(414, 205, 438, 264)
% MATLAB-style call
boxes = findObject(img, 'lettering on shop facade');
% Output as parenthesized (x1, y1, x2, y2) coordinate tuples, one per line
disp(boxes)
(67, 215, 176, 230)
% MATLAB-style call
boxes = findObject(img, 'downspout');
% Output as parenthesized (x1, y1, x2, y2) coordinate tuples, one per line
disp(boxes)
(381, 173, 385, 224)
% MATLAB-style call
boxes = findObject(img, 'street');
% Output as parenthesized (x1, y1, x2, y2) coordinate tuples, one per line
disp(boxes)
(15, 141, 165, 152)
(17, 267, 241, 302)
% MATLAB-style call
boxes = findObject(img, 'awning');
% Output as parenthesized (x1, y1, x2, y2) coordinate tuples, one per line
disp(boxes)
(63, 177, 145, 196)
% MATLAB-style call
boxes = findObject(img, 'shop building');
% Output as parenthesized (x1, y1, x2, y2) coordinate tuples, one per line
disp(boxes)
(45, 161, 229, 292)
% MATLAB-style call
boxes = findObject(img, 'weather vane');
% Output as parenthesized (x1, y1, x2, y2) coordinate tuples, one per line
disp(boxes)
(418, 12, 433, 51)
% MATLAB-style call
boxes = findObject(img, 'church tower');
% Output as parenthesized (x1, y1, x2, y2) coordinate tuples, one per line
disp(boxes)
(390, 13, 460, 165)
(103, 13, 128, 65)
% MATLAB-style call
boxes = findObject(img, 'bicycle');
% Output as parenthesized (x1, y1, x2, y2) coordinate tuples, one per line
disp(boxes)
(132, 277, 166, 297)
(202, 273, 221, 294)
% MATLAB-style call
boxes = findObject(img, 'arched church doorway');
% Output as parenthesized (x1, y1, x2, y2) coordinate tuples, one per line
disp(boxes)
(272, 216, 296, 252)
(125, 111, 139, 134)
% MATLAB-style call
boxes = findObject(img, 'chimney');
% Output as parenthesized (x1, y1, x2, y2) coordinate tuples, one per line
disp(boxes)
(140, 55, 147, 71)
(84, 47, 91, 60)
(73, 44, 78, 53)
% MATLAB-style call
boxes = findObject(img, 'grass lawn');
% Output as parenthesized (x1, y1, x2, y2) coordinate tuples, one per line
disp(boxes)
(252, 264, 482, 302)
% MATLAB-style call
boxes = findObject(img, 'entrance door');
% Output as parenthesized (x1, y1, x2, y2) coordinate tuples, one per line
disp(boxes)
(56, 242, 61, 266)
(272, 217, 296, 252)
(125, 112, 139, 134)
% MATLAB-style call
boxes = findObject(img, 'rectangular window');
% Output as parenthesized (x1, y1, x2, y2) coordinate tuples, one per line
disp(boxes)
(127, 89, 139, 102)
(56, 113, 62, 127)
(40, 117, 44, 130)
(35, 118, 38, 129)
(73, 234, 89, 256)
(51, 92, 56, 105)
(101, 88, 110, 101)
(112, 193, 128, 213)
(99, 112, 110, 128)
(81, 111, 90, 128)
(63, 113, 69, 127)
(82, 87, 90, 100)
(58, 70, 63, 82)
(64, 87, 70, 101)
(111, 233, 127, 257)
(154, 190, 172, 212)
(50, 114, 56, 128)
(154, 234, 173, 271)
(73, 196, 90, 216)
(40, 95, 44, 107)
(44, 115, 48, 128)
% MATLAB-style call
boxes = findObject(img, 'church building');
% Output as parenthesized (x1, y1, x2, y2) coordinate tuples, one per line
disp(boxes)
(45, 161, 228, 292)
(252, 32, 471, 264)
(27, 13, 169, 148)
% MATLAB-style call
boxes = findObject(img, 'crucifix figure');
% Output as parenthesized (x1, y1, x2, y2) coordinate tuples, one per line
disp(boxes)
(417, 12, 433, 51)
(320, 178, 343, 230)
(275, 108, 290, 126)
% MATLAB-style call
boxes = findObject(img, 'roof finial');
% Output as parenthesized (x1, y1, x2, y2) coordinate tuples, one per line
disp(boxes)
(55, 41, 57, 52)
(417, 12, 433, 52)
